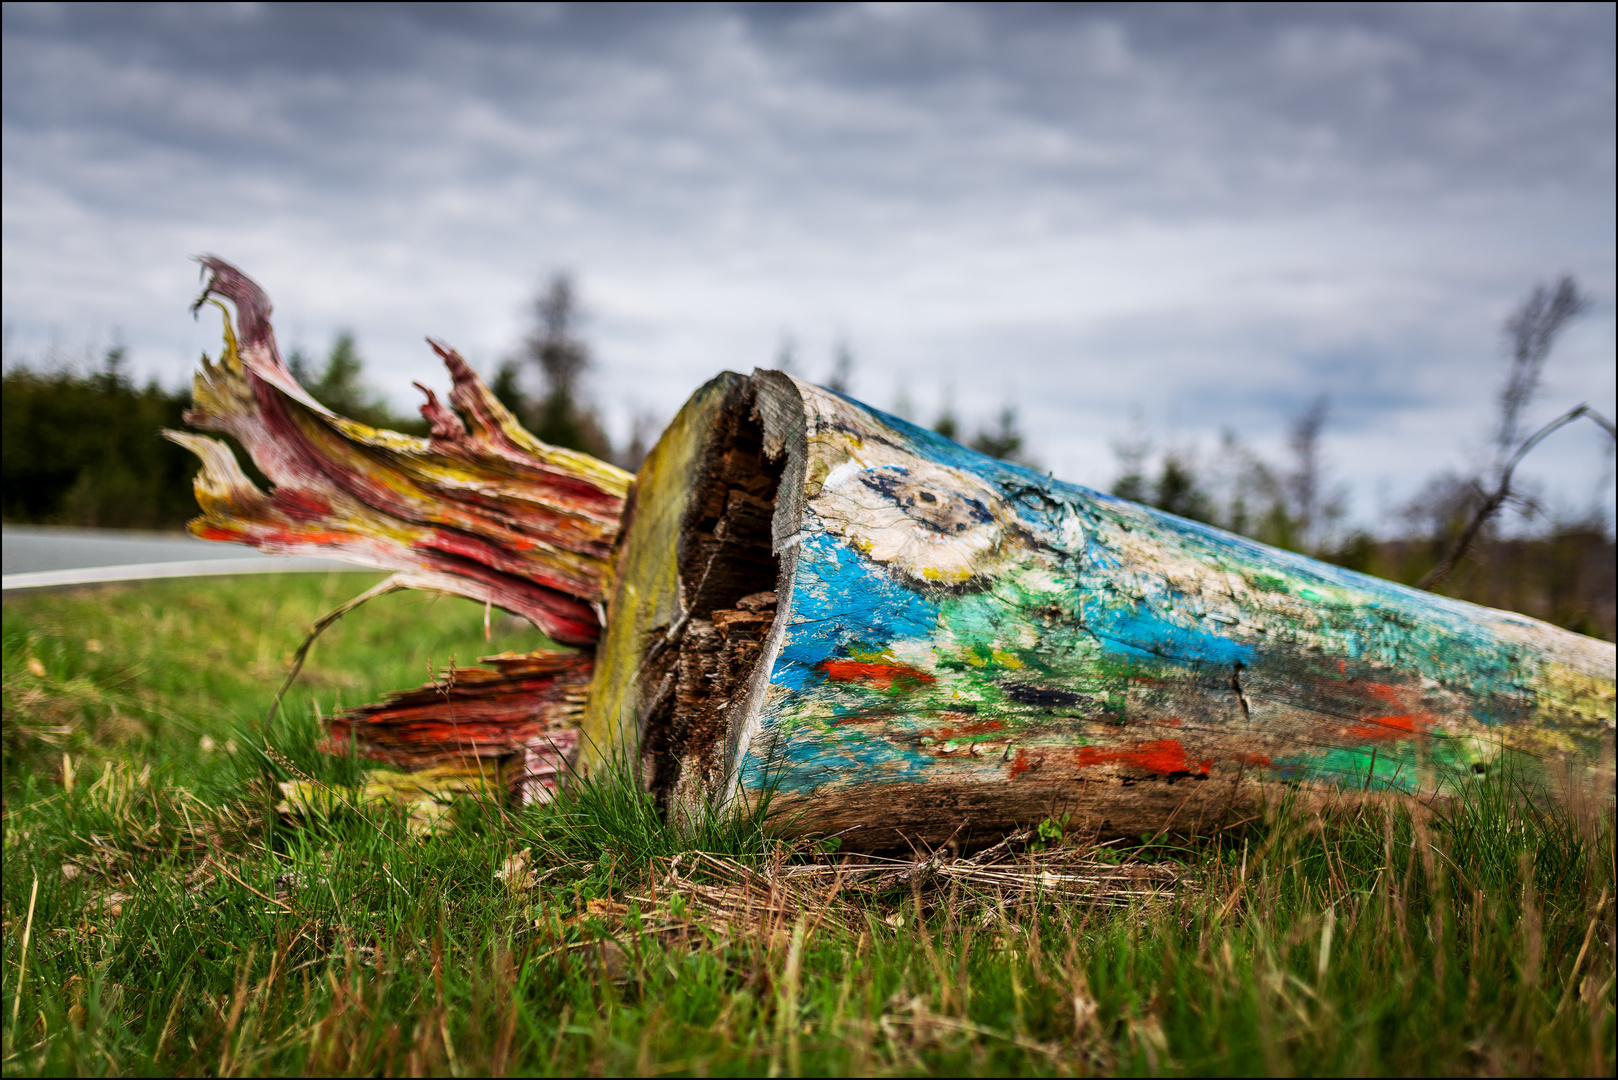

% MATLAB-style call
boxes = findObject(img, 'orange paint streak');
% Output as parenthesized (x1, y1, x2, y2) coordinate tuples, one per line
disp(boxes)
(1076, 738, 1212, 776)
(1345, 713, 1427, 742)
(1009, 748, 1035, 777)
(819, 660, 935, 690)
(194, 523, 350, 546)
(1344, 683, 1433, 742)
(261, 527, 354, 546)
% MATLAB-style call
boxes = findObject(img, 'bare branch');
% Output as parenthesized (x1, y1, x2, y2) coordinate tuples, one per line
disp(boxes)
(1287, 394, 1329, 549)
(1417, 404, 1613, 590)
(1495, 276, 1588, 463)
(1418, 277, 1597, 593)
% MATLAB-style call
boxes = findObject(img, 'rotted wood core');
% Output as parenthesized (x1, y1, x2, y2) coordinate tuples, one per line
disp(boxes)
(642, 385, 785, 807)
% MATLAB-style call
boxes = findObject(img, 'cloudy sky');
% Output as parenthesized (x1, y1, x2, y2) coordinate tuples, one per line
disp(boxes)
(4, 2, 1614, 527)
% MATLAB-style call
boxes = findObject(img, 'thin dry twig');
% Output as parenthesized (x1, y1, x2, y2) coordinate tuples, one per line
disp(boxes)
(622, 852, 862, 947)
(215, 862, 294, 912)
(262, 572, 444, 728)
(779, 834, 1192, 908)
(1419, 404, 1616, 590)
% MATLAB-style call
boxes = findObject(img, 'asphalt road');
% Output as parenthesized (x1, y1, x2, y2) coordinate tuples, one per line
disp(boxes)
(2, 526, 359, 591)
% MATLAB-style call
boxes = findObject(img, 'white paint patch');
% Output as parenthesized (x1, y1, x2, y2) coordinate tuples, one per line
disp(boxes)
(812, 458, 1012, 585)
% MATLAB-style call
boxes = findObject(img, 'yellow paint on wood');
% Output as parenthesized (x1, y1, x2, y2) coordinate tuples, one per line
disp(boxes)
(575, 374, 743, 775)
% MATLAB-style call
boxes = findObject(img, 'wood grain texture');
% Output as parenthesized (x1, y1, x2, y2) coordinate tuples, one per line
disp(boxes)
(575, 373, 747, 778)
(325, 650, 590, 804)
(619, 372, 1616, 849)
(165, 257, 630, 645)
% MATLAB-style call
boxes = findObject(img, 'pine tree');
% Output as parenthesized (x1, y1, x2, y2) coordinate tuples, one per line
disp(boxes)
(521, 274, 613, 459)
(970, 407, 1029, 464)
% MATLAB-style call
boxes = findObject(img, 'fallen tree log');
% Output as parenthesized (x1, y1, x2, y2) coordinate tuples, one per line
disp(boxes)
(581, 372, 1615, 846)
(170, 260, 1615, 850)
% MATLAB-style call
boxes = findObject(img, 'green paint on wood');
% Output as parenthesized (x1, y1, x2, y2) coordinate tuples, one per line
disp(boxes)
(613, 373, 1614, 848)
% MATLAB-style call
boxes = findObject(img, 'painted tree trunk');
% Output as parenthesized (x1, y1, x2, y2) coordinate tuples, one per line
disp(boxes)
(579, 371, 1615, 849)
(171, 262, 1615, 850)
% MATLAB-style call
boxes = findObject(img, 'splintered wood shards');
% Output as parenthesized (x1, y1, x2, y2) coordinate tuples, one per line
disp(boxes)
(171, 259, 1616, 850)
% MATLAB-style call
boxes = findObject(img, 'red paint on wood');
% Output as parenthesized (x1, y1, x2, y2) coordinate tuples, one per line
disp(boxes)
(324, 649, 592, 769)
(1343, 683, 1433, 742)
(1345, 713, 1428, 742)
(261, 527, 353, 546)
(272, 489, 334, 520)
(819, 659, 936, 689)
(1076, 738, 1213, 776)
(170, 258, 631, 646)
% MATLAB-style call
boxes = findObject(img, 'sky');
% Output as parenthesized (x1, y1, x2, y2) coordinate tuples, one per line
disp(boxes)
(3, 2, 1614, 530)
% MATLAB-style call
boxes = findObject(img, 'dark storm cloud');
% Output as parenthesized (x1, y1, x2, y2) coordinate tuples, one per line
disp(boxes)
(11, 4, 1608, 214)
(3, 2, 1613, 521)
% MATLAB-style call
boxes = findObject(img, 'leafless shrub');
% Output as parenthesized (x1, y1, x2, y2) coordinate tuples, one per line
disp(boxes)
(1419, 277, 1614, 589)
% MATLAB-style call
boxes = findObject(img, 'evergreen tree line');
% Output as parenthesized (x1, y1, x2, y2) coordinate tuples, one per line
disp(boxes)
(484, 275, 1042, 471)
(1, 274, 1042, 532)
(486, 274, 621, 467)
(2, 334, 433, 531)
(2, 348, 201, 530)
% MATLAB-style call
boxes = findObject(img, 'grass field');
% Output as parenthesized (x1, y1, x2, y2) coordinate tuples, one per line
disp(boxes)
(3, 573, 1613, 1076)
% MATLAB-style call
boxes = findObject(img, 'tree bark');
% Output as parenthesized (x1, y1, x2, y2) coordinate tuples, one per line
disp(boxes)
(581, 372, 1614, 849)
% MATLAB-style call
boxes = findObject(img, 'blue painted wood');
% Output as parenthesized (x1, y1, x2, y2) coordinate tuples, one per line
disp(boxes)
(601, 372, 1615, 849)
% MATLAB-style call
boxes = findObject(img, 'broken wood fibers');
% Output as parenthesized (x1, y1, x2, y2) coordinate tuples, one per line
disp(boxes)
(169, 261, 1615, 850)
(168, 256, 630, 646)
(324, 651, 591, 806)
(165, 257, 622, 799)
(581, 372, 1616, 849)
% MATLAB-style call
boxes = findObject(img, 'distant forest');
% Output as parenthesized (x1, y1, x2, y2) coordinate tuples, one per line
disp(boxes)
(4, 276, 1612, 640)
